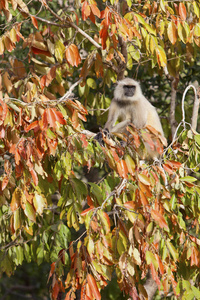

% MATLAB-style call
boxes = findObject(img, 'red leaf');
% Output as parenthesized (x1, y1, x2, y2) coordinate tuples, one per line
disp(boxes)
(87, 195, 94, 207)
(48, 262, 56, 282)
(151, 209, 169, 230)
(89, 10, 95, 24)
(80, 134, 88, 147)
(80, 207, 93, 216)
(179, 3, 186, 21)
(87, 274, 101, 300)
(31, 47, 51, 57)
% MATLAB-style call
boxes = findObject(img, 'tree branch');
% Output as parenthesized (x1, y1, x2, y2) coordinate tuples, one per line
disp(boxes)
(32, 1, 101, 49)
(191, 86, 200, 131)
(170, 77, 179, 139)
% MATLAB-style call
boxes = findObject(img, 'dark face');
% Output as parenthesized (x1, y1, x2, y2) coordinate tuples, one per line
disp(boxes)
(123, 85, 136, 97)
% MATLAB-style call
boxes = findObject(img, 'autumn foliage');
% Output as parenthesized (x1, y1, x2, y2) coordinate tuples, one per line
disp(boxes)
(0, 1, 200, 300)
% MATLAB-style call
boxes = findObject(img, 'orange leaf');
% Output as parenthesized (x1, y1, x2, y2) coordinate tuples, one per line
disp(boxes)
(80, 207, 94, 216)
(2, 175, 9, 190)
(4, 36, 15, 52)
(87, 274, 101, 300)
(124, 201, 137, 210)
(72, 109, 79, 129)
(46, 108, 56, 128)
(52, 279, 60, 300)
(117, 160, 128, 179)
(91, 4, 100, 18)
(179, 3, 186, 21)
(151, 209, 169, 230)
(139, 190, 149, 206)
(65, 44, 81, 67)
(11, 187, 23, 211)
(191, 246, 200, 267)
(31, 16, 38, 29)
(154, 253, 164, 274)
(82, 1, 91, 21)
(25, 120, 39, 132)
(30, 168, 38, 186)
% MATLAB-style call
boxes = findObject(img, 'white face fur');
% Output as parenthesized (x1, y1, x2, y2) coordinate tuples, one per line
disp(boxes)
(114, 78, 143, 101)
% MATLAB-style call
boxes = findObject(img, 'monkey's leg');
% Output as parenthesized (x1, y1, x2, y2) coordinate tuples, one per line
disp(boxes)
(109, 119, 130, 133)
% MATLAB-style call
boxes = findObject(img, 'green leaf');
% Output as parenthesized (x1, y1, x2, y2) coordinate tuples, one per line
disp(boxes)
(36, 244, 44, 265)
(55, 40, 65, 63)
(15, 246, 24, 265)
(180, 176, 197, 183)
(24, 244, 31, 263)
(191, 286, 200, 299)
(24, 202, 36, 222)
(194, 134, 200, 145)
(90, 183, 103, 205)
(87, 78, 97, 89)
(178, 22, 189, 44)
(146, 251, 158, 269)
(193, 2, 200, 18)
(61, 152, 72, 179)
(160, 0, 166, 12)
(170, 194, 177, 210)
(166, 240, 179, 262)
(70, 178, 87, 202)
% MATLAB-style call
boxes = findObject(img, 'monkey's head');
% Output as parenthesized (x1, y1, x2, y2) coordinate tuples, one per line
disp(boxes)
(114, 78, 143, 101)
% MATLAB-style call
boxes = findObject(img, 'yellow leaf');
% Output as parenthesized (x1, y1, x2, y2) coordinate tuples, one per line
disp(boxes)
(156, 45, 167, 67)
(194, 23, 200, 37)
(0, 38, 4, 55)
(33, 192, 47, 215)
(10, 28, 17, 43)
(167, 21, 177, 45)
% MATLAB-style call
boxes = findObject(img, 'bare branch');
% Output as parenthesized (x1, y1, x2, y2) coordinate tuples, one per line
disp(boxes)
(31, 2, 101, 49)
(181, 84, 199, 131)
(191, 86, 200, 131)
(170, 78, 179, 139)
(58, 77, 83, 103)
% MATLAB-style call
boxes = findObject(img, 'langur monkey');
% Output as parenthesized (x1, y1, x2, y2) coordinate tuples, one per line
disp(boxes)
(104, 78, 167, 158)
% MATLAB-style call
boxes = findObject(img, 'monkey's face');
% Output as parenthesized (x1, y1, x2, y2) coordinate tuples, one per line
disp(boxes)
(114, 78, 142, 101)
(123, 85, 136, 97)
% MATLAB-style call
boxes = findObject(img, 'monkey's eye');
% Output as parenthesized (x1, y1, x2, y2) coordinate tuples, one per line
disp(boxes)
(123, 85, 136, 97)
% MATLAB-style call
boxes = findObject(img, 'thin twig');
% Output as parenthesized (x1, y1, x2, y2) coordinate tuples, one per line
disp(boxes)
(58, 78, 83, 102)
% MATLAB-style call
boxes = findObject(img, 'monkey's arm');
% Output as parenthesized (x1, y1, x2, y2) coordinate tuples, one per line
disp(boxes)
(104, 102, 119, 131)
(108, 119, 130, 133)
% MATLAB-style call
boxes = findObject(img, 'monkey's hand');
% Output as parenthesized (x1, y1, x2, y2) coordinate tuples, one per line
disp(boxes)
(93, 128, 110, 146)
